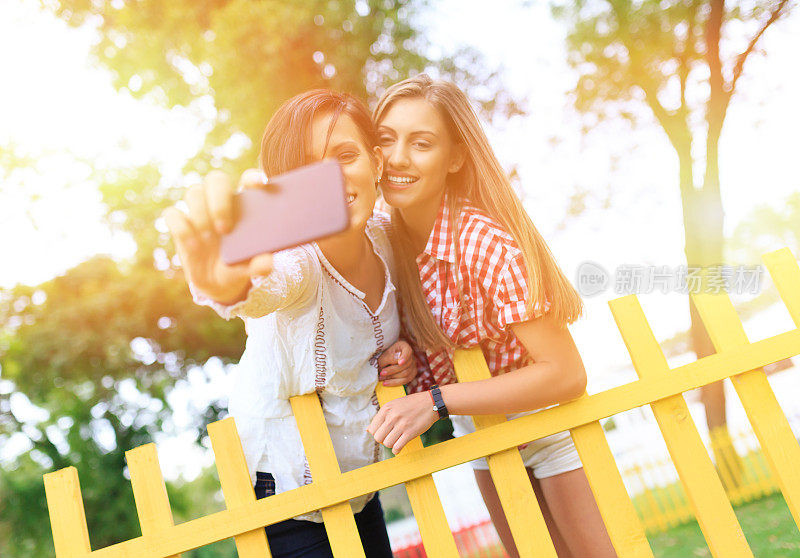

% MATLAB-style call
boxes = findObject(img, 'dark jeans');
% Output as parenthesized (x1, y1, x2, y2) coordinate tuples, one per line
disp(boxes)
(254, 472, 393, 558)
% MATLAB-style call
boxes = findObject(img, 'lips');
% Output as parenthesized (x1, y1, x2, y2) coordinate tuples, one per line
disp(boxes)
(384, 173, 419, 188)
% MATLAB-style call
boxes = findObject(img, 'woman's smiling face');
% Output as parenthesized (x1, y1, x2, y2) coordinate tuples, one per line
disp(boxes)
(377, 97, 463, 212)
(309, 112, 382, 231)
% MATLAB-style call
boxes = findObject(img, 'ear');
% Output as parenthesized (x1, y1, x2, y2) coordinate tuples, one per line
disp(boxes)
(372, 145, 384, 184)
(448, 143, 466, 174)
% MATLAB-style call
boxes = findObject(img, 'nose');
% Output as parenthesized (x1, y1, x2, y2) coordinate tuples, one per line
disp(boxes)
(386, 140, 410, 170)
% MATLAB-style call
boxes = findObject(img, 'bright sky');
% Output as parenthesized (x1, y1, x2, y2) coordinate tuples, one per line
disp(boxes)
(1, 0, 798, 443)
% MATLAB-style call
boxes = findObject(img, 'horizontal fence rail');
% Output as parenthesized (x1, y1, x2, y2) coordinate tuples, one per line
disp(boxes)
(43, 248, 800, 557)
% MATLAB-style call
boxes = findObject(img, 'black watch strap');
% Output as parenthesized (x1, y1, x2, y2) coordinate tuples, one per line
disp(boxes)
(430, 384, 448, 419)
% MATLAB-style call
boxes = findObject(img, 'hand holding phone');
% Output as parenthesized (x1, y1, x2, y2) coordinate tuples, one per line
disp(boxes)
(220, 160, 349, 265)
(163, 171, 274, 305)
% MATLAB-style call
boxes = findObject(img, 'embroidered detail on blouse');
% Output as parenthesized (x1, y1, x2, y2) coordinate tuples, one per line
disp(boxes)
(314, 306, 326, 392)
(370, 391, 381, 463)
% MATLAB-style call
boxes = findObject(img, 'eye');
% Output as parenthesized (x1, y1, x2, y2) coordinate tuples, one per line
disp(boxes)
(337, 151, 358, 163)
(413, 140, 432, 149)
(378, 135, 395, 146)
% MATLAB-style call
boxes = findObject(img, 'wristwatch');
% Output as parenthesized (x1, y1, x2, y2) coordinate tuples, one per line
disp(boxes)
(429, 384, 449, 419)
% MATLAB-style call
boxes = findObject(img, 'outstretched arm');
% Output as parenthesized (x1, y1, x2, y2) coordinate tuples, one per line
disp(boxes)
(367, 312, 587, 453)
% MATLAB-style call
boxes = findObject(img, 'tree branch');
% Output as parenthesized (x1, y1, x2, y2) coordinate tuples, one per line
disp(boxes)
(705, 0, 726, 112)
(605, 0, 691, 155)
(728, 0, 791, 94)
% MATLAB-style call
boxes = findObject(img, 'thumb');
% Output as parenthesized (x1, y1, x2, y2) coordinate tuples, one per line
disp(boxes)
(248, 253, 274, 277)
(239, 168, 268, 191)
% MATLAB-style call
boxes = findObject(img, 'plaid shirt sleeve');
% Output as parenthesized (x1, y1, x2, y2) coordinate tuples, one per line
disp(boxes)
(494, 250, 532, 329)
(487, 245, 551, 330)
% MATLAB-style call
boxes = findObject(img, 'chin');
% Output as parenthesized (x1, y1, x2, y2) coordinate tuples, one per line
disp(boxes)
(380, 189, 413, 210)
(350, 209, 371, 230)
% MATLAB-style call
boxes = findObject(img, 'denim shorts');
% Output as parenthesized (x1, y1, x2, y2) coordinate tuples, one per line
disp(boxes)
(254, 472, 393, 558)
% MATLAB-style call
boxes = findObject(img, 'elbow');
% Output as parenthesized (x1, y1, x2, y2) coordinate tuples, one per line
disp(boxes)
(559, 365, 587, 402)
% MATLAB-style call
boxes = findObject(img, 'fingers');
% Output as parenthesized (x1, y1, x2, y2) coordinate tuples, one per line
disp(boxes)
(163, 206, 200, 266)
(382, 426, 403, 451)
(391, 432, 414, 455)
(398, 341, 413, 363)
(380, 364, 415, 386)
(369, 415, 393, 446)
(377, 340, 409, 368)
(238, 168, 268, 191)
(185, 183, 214, 238)
(205, 170, 236, 235)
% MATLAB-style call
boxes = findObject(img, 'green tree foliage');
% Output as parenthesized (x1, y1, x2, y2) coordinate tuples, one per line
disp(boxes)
(0, 256, 241, 554)
(729, 191, 800, 264)
(2, 2, 521, 554)
(50, 0, 522, 176)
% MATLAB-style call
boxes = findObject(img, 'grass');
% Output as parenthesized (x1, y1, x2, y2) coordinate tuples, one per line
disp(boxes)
(648, 493, 800, 557)
(464, 493, 798, 558)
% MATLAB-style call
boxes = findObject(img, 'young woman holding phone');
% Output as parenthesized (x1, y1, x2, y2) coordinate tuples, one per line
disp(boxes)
(164, 90, 414, 558)
(367, 75, 616, 557)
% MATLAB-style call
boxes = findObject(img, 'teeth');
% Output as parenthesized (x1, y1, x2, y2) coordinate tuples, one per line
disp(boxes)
(388, 175, 416, 184)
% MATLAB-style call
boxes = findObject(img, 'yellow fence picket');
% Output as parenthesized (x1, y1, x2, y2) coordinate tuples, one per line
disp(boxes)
(375, 383, 460, 557)
(570, 418, 654, 556)
(610, 295, 752, 557)
(453, 348, 557, 558)
(290, 393, 366, 558)
(765, 248, 800, 325)
(126, 444, 180, 558)
(693, 285, 800, 530)
(207, 418, 272, 557)
(43, 466, 92, 558)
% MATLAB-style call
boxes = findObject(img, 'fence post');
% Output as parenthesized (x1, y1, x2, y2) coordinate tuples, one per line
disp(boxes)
(690, 247, 800, 530)
(207, 418, 272, 557)
(126, 444, 180, 558)
(453, 348, 557, 558)
(570, 409, 654, 555)
(291, 393, 367, 558)
(611, 295, 752, 556)
(43, 467, 92, 558)
(376, 383, 460, 557)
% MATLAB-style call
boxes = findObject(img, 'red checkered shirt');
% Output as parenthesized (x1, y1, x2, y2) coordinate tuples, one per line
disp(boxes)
(407, 195, 550, 392)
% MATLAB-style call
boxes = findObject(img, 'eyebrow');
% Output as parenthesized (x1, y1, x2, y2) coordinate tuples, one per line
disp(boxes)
(377, 126, 439, 138)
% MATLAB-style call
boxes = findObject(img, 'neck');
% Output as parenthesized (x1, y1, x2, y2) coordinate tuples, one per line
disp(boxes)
(316, 224, 372, 275)
(399, 189, 447, 254)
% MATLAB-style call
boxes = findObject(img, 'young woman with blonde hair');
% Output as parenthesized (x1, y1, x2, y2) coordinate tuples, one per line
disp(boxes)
(367, 74, 616, 557)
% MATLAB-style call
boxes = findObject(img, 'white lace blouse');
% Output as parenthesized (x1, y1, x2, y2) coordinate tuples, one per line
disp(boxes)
(195, 213, 399, 522)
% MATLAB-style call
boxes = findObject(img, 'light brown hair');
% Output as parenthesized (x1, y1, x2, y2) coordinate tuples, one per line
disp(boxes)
(374, 75, 584, 350)
(259, 89, 378, 176)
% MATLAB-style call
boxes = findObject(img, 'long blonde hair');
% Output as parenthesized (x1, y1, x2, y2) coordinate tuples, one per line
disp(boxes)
(374, 75, 584, 351)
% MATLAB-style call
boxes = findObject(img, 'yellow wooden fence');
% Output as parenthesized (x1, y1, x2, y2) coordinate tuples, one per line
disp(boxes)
(623, 423, 791, 534)
(43, 247, 800, 557)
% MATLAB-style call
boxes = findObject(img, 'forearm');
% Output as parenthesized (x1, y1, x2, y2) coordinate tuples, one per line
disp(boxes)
(439, 361, 586, 416)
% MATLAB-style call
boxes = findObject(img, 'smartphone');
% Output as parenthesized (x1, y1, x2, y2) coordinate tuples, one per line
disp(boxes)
(220, 160, 349, 265)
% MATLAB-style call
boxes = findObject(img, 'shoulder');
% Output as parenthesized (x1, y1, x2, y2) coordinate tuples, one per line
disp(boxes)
(368, 209, 392, 233)
(267, 244, 320, 284)
(366, 210, 394, 254)
(456, 203, 521, 269)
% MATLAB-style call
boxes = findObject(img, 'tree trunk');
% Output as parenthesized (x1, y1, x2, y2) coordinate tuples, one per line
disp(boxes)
(678, 125, 744, 490)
